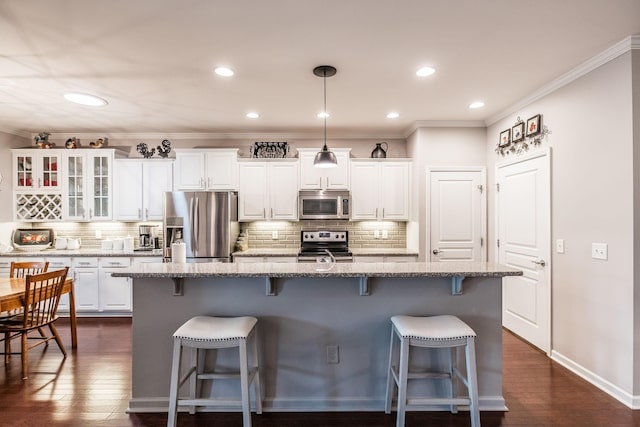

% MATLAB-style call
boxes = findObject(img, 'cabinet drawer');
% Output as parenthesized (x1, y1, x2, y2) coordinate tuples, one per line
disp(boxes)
(99, 257, 131, 268)
(71, 257, 99, 268)
(47, 258, 71, 270)
(0, 260, 13, 269)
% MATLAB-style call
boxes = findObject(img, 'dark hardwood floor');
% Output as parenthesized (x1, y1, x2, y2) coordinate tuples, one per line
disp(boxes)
(1, 317, 638, 426)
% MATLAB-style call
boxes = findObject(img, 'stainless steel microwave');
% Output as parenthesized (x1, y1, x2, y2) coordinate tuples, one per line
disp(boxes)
(299, 190, 350, 220)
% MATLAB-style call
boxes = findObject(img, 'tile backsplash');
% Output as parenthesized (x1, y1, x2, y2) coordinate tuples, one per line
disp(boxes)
(29, 220, 405, 250)
(242, 220, 406, 249)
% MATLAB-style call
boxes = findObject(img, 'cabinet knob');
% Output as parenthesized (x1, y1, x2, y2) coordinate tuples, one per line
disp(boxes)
(432, 249, 440, 255)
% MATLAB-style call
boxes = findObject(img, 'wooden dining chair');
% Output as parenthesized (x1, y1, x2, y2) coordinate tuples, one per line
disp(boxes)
(9, 261, 49, 279)
(0, 267, 69, 379)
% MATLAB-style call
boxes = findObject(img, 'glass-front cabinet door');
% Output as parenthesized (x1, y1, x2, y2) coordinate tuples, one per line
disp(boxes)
(63, 150, 113, 221)
(13, 150, 61, 191)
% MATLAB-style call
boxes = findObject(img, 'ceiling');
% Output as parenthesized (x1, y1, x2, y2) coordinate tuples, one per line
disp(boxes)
(1, 0, 639, 138)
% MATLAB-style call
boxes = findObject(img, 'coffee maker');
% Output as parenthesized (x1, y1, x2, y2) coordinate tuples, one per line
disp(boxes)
(139, 225, 158, 250)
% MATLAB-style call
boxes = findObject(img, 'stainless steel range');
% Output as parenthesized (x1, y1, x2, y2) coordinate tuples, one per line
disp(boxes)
(297, 230, 353, 263)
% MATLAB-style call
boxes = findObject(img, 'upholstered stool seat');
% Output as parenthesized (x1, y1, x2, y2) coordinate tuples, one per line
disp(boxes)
(385, 315, 480, 427)
(167, 316, 262, 427)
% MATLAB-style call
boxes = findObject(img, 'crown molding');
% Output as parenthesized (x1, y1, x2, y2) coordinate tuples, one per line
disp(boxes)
(35, 130, 407, 141)
(0, 126, 31, 139)
(403, 120, 486, 138)
(486, 35, 640, 126)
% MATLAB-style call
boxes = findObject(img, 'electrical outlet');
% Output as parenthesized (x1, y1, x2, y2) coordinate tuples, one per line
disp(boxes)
(95, 229, 102, 239)
(272, 230, 278, 240)
(326, 345, 339, 364)
(592, 243, 607, 260)
(556, 239, 564, 254)
(374, 230, 380, 239)
(381, 229, 388, 239)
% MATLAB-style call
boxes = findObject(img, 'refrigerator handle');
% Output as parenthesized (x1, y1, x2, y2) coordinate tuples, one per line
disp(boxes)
(189, 196, 196, 254)
(192, 196, 199, 253)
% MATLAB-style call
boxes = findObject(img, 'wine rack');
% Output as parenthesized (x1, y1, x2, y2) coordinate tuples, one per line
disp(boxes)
(15, 193, 63, 221)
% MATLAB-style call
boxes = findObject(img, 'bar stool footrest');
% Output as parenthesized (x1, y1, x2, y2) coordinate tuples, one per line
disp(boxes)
(406, 397, 471, 407)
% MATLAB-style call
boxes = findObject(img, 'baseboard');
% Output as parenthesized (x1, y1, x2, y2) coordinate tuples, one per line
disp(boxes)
(127, 396, 507, 413)
(551, 350, 639, 409)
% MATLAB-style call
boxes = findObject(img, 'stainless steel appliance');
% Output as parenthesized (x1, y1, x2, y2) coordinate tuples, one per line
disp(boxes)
(163, 191, 239, 263)
(298, 190, 350, 220)
(297, 230, 353, 262)
(138, 224, 158, 250)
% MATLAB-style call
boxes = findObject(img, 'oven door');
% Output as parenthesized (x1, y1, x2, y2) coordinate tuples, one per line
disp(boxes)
(297, 254, 353, 263)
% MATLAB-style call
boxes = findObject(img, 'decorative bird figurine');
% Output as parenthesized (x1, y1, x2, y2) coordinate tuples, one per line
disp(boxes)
(136, 142, 155, 158)
(157, 139, 172, 158)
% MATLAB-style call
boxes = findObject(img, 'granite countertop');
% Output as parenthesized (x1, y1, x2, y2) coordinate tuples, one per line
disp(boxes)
(0, 248, 164, 257)
(111, 261, 522, 279)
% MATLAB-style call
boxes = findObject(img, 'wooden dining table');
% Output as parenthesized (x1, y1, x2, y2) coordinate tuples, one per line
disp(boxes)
(0, 277, 77, 349)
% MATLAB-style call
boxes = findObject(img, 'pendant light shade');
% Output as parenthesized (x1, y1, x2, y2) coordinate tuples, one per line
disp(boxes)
(313, 65, 338, 168)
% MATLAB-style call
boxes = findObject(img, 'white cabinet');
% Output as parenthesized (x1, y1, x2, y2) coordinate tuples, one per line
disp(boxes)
(70, 258, 100, 311)
(174, 149, 239, 190)
(114, 159, 174, 221)
(98, 258, 132, 312)
(298, 148, 350, 190)
(12, 149, 62, 191)
(12, 149, 64, 221)
(350, 160, 411, 221)
(63, 150, 114, 221)
(238, 160, 298, 221)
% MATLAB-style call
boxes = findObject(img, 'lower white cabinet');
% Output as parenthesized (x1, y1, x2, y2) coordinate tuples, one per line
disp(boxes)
(70, 258, 100, 311)
(98, 258, 132, 312)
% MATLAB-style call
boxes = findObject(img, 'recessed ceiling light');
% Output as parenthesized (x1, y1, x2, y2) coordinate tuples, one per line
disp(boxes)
(469, 101, 485, 109)
(317, 111, 330, 118)
(63, 93, 108, 106)
(246, 112, 260, 119)
(416, 66, 436, 77)
(386, 112, 400, 119)
(214, 66, 234, 77)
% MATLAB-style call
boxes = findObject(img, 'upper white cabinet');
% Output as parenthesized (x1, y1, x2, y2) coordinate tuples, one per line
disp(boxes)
(350, 159, 411, 221)
(63, 150, 114, 221)
(174, 149, 238, 190)
(113, 159, 174, 221)
(12, 149, 62, 191)
(238, 160, 298, 221)
(298, 148, 350, 190)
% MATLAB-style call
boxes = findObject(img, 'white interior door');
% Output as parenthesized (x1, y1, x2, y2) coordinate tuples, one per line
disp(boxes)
(428, 168, 486, 262)
(497, 149, 551, 354)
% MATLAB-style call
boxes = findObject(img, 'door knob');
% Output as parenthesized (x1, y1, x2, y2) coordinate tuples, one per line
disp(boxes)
(432, 249, 440, 255)
(531, 259, 546, 267)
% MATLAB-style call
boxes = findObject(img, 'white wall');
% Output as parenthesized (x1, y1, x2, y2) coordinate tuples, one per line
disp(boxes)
(407, 126, 486, 260)
(0, 131, 30, 244)
(487, 52, 636, 402)
(632, 49, 640, 397)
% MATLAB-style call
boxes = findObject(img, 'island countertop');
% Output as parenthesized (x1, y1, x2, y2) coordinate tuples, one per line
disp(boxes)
(111, 261, 521, 279)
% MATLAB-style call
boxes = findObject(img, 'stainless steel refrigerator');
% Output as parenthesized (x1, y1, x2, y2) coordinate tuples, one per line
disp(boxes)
(163, 191, 239, 262)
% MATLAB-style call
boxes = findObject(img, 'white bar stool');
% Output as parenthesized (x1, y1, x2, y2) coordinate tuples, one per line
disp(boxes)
(384, 315, 480, 427)
(167, 316, 262, 427)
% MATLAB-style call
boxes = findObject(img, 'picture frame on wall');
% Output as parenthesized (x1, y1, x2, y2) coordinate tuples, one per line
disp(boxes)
(512, 122, 524, 142)
(526, 114, 541, 137)
(499, 129, 511, 147)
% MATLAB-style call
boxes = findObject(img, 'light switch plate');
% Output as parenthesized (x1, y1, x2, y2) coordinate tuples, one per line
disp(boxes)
(374, 230, 380, 239)
(556, 239, 564, 253)
(381, 229, 388, 239)
(592, 243, 607, 260)
(272, 231, 278, 239)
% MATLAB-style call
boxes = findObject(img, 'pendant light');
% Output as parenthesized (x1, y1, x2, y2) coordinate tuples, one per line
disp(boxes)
(313, 65, 338, 168)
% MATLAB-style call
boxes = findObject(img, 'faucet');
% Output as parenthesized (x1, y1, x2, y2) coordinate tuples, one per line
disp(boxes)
(316, 249, 336, 271)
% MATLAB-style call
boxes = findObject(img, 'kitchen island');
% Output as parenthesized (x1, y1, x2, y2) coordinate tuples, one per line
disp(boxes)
(112, 262, 521, 414)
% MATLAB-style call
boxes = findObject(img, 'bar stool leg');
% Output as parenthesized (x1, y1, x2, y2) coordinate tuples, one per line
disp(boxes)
(188, 347, 200, 415)
(167, 338, 183, 427)
(384, 326, 396, 414)
(239, 339, 252, 427)
(466, 338, 480, 427)
(250, 328, 263, 414)
(396, 336, 410, 427)
(449, 346, 458, 414)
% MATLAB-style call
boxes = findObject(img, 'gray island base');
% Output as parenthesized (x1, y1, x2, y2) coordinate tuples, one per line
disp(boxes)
(112, 262, 521, 414)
